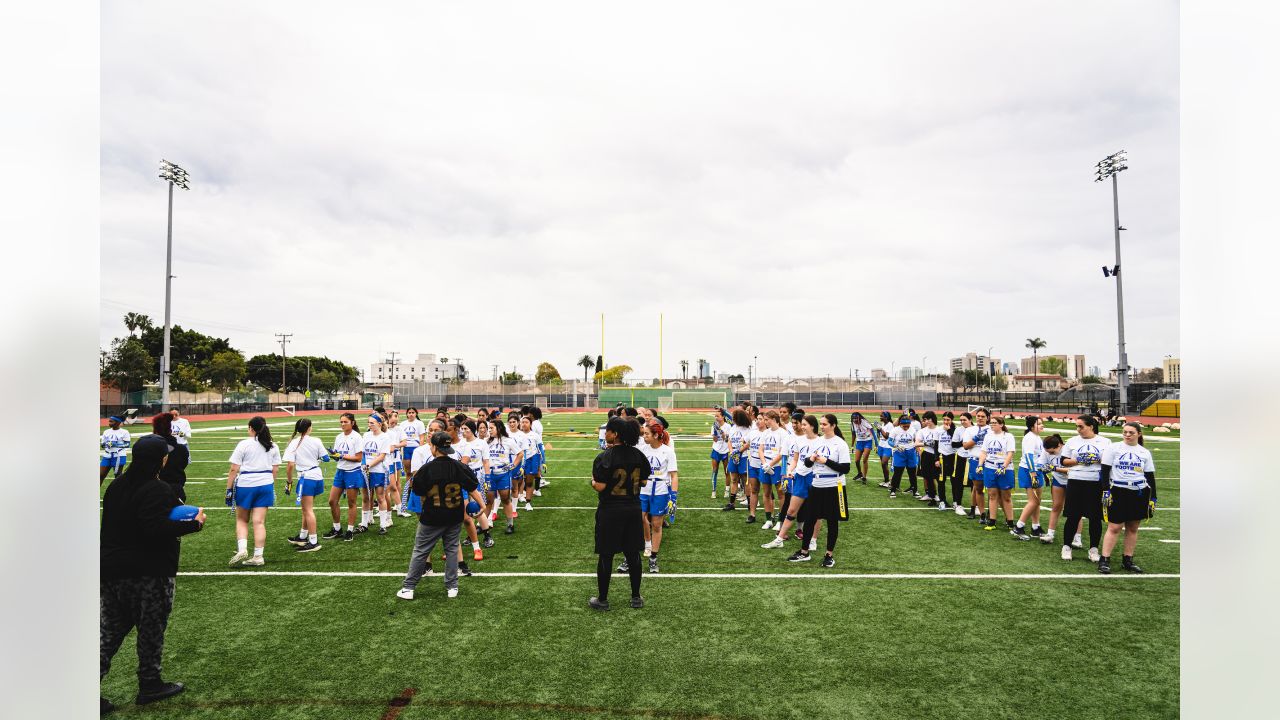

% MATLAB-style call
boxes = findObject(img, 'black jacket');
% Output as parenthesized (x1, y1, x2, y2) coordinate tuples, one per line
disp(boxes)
(159, 442, 190, 502)
(101, 475, 202, 580)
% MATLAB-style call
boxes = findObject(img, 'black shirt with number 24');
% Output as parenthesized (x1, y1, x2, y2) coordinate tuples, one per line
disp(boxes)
(411, 456, 480, 526)
(592, 445, 650, 512)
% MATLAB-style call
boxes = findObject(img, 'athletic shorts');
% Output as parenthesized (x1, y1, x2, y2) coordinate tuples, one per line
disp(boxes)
(760, 465, 782, 485)
(235, 484, 274, 509)
(522, 454, 541, 475)
(367, 471, 387, 489)
(748, 465, 762, 481)
(892, 449, 919, 469)
(728, 454, 748, 474)
(1017, 467, 1045, 489)
(877, 446, 893, 459)
(403, 445, 418, 463)
(297, 478, 325, 497)
(488, 470, 512, 492)
(1051, 473, 1069, 489)
(984, 467, 1015, 491)
(855, 439, 874, 451)
(640, 492, 670, 517)
(100, 456, 126, 470)
(967, 458, 985, 485)
(406, 491, 422, 513)
(789, 474, 813, 499)
(333, 468, 365, 490)
(710, 449, 729, 462)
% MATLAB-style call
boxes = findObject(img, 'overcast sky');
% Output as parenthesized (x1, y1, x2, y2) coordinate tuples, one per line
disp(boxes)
(101, 1, 1178, 383)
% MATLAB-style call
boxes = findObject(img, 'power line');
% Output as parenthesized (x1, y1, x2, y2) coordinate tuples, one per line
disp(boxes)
(274, 333, 292, 391)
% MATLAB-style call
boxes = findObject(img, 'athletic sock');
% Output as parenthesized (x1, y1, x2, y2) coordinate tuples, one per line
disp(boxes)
(298, 528, 308, 539)
(363, 510, 373, 525)
(237, 538, 248, 553)
(1016, 521, 1025, 529)
(1006, 519, 1015, 528)
(472, 541, 480, 551)
(381, 510, 390, 526)
(253, 546, 263, 558)
(308, 533, 317, 544)
(1032, 523, 1041, 531)
(347, 523, 356, 532)
(332, 522, 341, 532)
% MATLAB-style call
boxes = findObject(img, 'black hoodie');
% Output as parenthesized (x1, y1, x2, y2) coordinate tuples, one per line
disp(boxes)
(101, 436, 203, 580)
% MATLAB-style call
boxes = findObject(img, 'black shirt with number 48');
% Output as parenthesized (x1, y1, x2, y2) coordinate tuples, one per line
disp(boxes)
(411, 456, 479, 526)
(592, 445, 649, 511)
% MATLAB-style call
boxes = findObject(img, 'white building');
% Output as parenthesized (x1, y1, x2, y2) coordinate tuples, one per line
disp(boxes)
(949, 353, 1001, 376)
(371, 353, 461, 383)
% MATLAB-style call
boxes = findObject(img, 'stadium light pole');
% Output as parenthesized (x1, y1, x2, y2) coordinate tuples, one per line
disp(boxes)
(1095, 150, 1130, 412)
(157, 160, 189, 413)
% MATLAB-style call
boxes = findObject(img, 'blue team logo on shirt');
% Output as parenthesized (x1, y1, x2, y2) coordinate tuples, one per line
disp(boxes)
(649, 455, 662, 474)
(1115, 451, 1144, 474)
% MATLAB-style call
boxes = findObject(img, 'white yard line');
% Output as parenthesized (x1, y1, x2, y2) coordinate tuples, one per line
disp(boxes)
(1159, 539, 1181, 544)
(178, 570, 1179, 580)
(134, 504, 1181, 512)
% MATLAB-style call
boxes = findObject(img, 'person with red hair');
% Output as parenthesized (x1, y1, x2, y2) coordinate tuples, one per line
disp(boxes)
(633, 420, 678, 574)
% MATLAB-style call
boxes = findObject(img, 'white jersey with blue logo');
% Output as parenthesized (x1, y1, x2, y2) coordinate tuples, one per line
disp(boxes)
(1020, 433, 1045, 471)
(728, 425, 750, 458)
(918, 426, 939, 455)
(711, 421, 731, 454)
(332, 430, 364, 471)
(809, 435, 852, 488)
(283, 435, 329, 480)
(889, 426, 918, 452)
(747, 427, 764, 468)
(1102, 443, 1154, 490)
(101, 428, 131, 459)
(789, 435, 816, 476)
(361, 431, 391, 474)
(759, 427, 787, 465)
(171, 418, 192, 446)
(937, 425, 956, 456)
(229, 439, 281, 488)
(962, 423, 990, 459)
(384, 425, 404, 463)
(401, 419, 426, 448)
(877, 423, 893, 449)
(460, 438, 486, 472)
(852, 422, 875, 443)
(980, 432, 1015, 470)
(486, 438, 520, 474)
(1063, 435, 1112, 481)
(640, 441, 678, 496)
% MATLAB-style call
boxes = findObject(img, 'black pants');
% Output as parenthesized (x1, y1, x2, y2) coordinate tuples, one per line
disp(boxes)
(1062, 480, 1104, 548)
(920, 452, 939, 496)
(597, 551, 642, 602)
(799, 486, 841, 553)
(100, 576, 175, 685)
(890, 465, 918, 493)
(941, 454, 963, 504)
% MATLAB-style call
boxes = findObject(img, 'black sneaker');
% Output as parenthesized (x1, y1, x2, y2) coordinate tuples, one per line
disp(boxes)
(820, 554, 835, 568)
(861, 476, 868, 485)
(136, 681, 185, 706)
(588, 596, 610, 611)
(321, 528, 341, 540)
(888, 491, 897, 499)
(786, 551, 811, 563)
(1029, 527, 1044, 537)
(1122, 558, 1144, 574)
(746, 515, 756, 524)
(722, 501, 737, 511)
(355, 525, 368, 534)
(285, 535, 307, 546)
(504, 523, 515, 535)
(343, 530, 354, 542)
(1098, 557, 1112, 574)
(459, 561, 473, 577)
(481, 536, 495, 548)
(616, 561, 629, 573)
(1010, 526, 1031, 541)
(630, 596, 644, 609)
(295, 541, 321, 553)
(648, 557, 659, 574)
(378, 526, 388, 536)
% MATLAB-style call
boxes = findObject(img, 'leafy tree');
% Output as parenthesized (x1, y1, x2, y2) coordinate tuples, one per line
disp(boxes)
(1134, 368, 1164, 383)
(1039, 356, 1068, 377)
(962, 369, 977, 390)
(947, 371, 966, 391)
(169, 363, 207, 393)
(101, 337, 155, 396)
(726, 373, 745, 383)
(577, 355, 596, 381)
(138, 323, 235, 374)
(310, 369, 340, 395)
(246, 354, 358, 392)
(680, 359, 688, 379)
(500, 371, 525, 385)
(1080, 374, 1107, 385)
(123, 312, 154, 337)
(991, 374, 1008, 391)
(535, 362, 563, 385)
(592, 364, 633, 385)
(204, 350, 247, 393)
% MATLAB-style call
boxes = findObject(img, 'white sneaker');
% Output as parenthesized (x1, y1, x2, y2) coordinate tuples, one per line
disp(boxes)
(533, 490, 542, 497)
(643, 546, 652, 557)
(710, 492, 717, 499)
(739, 497, 749, 506)
(809, 539, 818, 552)
(1040, 532, 1056, 545)
(1072, 536, 1084, 549)
(761, 536, 785, 549)
(937, 501, 948, 511)
(396, 588, 414, 600)
(877, 481, 891, 489)
(761, 520, 774, 531)
(954, 504, 967, 516)
(1061, 546, 1073, 561)
(524, 501, 533, 511)
(397, 510, 411, 518)
(243, 555, 264, 566)
(518, 493, 526, 502)
(228, 550, 248, 566)
(447, 587, 459, 599)
(1087, 547, 1101, 563)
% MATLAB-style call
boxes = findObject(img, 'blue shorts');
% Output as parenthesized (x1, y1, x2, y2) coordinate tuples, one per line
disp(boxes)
(403, 446, 418, 464)
(367, 471, 387, 489)
(333, 468, 365, 491)
(640, 492, 670, 516)
(710, 449, 729, 462)
(523, 454, 542, 475)
(877, 446, 893, 459)
(760, 465, 782, 485)
(297, 478, 325, 497)
(488, 470, 512, 492)
(892, 450, 919, 469)
(748, 465, 762, 481)
(855, 439, 874, 451)
(235, 484, 275, 509)
(1051, 473, 1069, 489)
(967, 458, 985, 485)
(984, 467, 1015, 491)
(728, 454, 748, 475)
(1017, 467, 1044, 489)
(100, 456, 126, 470)
(789, 474, 813, 499)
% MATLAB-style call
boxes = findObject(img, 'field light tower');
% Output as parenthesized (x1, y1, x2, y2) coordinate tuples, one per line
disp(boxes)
(158, 160, 190, 412)
(1095, 150, 1130, 412)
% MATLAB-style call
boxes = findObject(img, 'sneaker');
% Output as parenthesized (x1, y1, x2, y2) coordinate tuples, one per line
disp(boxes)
(296, 541, 322, 553)
(1010, 527, 1030, 541)
(356, 525, 368, 534)
(630, 596, 645, 609)
(710, 492, 717, 499)
(1122, 559, 1145, 574)
(808, 539, 817, 552)
(396, 588, 415, 601)
(397, 509, 412, 518)
(911, 491, 922, 499)
(242, 555, 264, 566)
(1087, 547, 1101, 563)
(648, 558, 659, 574)
(473, 548, 484, 561)
(533, 490, 542, 497)
(761, 520, 774, 531)
(954, 504, 967, 516)
(1029, 527, 1044, 537)
(739, 497, 749, 506)
(504, 523, 515, 535)
(423, 562, 434, 576)
(489, 511, 498, 523)
(721, 502, 736, 512)
(228, 550, 248, 566)
(888, 492, 897, 499)
(378, 526, 388, 536)
(343, 530, 354, 542)
(761, 536, 786, 549)
(920, 494, 931, 502)
(136, 681, 185, 706)
(481, 536, 495, 549)
(588, 596, 610, 611)
(820, 555, 835, 568)
(286, 535, 307, 546)
(447, 587, 459, 599)
(643, 546, 652, 557)
(616, 561, 630, 574)
(861, 476, 868, 485)
(459, 562, 473, 577)
(1061, 545, 1073, 561)
(746, 515, 757, 524)
(786, 551, 812, 563)
(524, 501, 533, 511)
(1040, 533, 1056, 545)
(1072, 535, 1084, 549)
(877, 481, 891, 489)
(1098, 558, 1112, 574)
(540, 478, 549, 487)
(983, 522, 996, 531)
(937, 501, 948, 511)
(321, 528, 341, 540)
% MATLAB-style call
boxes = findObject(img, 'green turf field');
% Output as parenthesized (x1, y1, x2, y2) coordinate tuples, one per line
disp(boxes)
(99, 411, 1179, 719)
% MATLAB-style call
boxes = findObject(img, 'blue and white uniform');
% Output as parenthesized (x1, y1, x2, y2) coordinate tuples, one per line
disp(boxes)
(509, 429, 529, 478)
(963, 423, 990, 483)
(852, 422, 875, 452)
(810, 435, 852, 488)
(171, 417, 192, 447)
(230, 438, 281, 509)
(1018, 433, 1045, 489)
(758, 427, 786, 485)
(100, 427, 131, 471)
(522, 426, 542, 476)
(1102, 444, 1155, 490)
(485, 437, 521, 492)
(639, 441, 678, 516)
(384, 424, 404, 476)
(889, 425, 919, 469)
(331, 430, 365, 491)
(788, 434, 816, 499)
(531, 418, 546, 467)
(746, 426, 764, 481)
(400, 419, 426, 466)
(361, 430, 391, 488)
(710, 421, 731, 461)
(727, 425, 751, 475)
(876, 422, 894, 459)
(284, 435, 330, 498)
(980, 431, 1016, 491)
(1063, 435, 1112, 483)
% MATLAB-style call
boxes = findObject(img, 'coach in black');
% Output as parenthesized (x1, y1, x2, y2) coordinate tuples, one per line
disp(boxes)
(397, 431, 486, 601)
(589, 416, 649, 611)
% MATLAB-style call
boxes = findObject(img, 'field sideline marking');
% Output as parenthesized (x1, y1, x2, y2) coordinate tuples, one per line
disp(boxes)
(177, 570, 1179, 580)
(136, 504, 1182, 512)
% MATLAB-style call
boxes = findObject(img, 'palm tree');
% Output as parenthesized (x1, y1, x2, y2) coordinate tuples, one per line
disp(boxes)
(1025, 337, 1047, 391)
(123, 312, 152, 338)
(696, 358, 708, 380)
(680, 359, 688, 380)
(577, 355, 596, 382)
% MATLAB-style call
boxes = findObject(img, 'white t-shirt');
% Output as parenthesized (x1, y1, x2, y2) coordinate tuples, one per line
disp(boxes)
(401, 419, 426, 448)
(1103, 443, 1155, 490)
(909, 420, 922, 434)
(283, 435, 329, 480)
(809, 435, 852, 488)
(384, 425, 404, 462)
(852, 422, 875, 443)
(171, 418, 192, 446)
(640, 441, 679, 496)
(955, 425, 975, 459)
(980, 432, 1016, 470)
(747, 427, 764, 468)
(410, 446, 462, 475)
(711, 422, 731, 454)
(1063, 434, 1112, 481)
(361, 430, 391, 474)
(877, 422, 893, 449)
(889, 426, 918, 452)
(332, 430, 364, 471)
(962, 423, 991, 459)
(728, 425, 751, 458)
(531, 419, 544, 441)
(789, 435, 817, 476)
(485, 437, 520, 474)
(459, 437, 486, 472)
(230, 438, 281, 488)
(759, 427, 787, 465)
(937, 424, 956, 456)
(918, 426, 939, 454)
(101, 428, 131, 458)
(1020, 433, 1045, 472)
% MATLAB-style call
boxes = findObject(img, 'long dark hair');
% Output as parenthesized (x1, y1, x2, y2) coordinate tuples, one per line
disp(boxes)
(823, 413, 845, 439)
(340, 412, 357, 433)
(732, 408, 752, 428)
(1024, 415, 1040, 436)
(606, 416, 640, 446)
(248, 416, 273, 451)
(1077, 414, 1100, 435)
(290, 417, 313, 445)
(488, 420, 509, 444)
(1124, 420, 1145, 446)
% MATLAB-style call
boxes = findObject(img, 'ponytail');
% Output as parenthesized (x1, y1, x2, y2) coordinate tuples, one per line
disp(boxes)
(289, 417, 312, 448)
(646, 420, 669, 445)
(249, 416, 273, 452)
(823, 413, 845, 439)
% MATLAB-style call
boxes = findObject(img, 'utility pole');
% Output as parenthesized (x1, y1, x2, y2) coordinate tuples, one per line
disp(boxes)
(157, 160, 189, 412)
(1096, 150, 1131, 412)
(275, 333, 292, 394)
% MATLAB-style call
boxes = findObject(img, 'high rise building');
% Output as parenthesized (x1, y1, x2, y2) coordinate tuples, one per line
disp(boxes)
(949, 353, 1001, 376)
(1021, 354, 1086, 379)
(1162, 357, 1181, 384)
